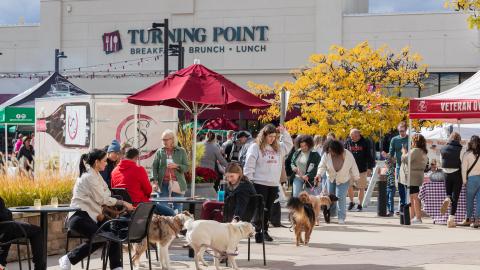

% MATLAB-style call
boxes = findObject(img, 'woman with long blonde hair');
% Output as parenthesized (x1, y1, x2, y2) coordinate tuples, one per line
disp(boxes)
(244, 124, 293, 243)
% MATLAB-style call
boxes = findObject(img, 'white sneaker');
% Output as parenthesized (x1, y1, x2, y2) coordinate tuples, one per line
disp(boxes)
(411, 217, 422, 224)
(112, 267, 123, 270)
(338, 219, 346, 225)
(59, 255, 71, 270)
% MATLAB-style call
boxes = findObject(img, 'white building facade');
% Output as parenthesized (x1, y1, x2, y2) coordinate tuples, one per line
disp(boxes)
(0, 0, 479, 110)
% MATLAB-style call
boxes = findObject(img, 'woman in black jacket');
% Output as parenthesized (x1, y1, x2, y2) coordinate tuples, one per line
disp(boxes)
(440, 132, 463, 228)
(224, 162, 257, 222)
(291, 135, 321, 197)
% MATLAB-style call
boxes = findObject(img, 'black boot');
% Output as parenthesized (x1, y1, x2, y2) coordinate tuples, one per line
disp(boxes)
(255, 232, 263, 243)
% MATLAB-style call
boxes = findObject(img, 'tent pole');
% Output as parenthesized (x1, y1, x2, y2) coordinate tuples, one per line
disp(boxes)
(407, 119, 412, 205)
(191, 103, 198, 198)
(134, 105, 139, 149)
(4, 123, 8, 170)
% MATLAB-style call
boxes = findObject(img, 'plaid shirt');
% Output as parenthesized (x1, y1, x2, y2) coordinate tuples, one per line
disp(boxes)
(385, 159, 396, 186)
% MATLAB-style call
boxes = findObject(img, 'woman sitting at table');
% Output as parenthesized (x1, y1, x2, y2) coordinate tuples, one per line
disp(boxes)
(58, 149, 134, 270)
(201, 162, 256, 222)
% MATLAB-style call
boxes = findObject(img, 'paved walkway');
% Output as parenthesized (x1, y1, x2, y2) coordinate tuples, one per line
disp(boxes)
(8, 207, 480, 270)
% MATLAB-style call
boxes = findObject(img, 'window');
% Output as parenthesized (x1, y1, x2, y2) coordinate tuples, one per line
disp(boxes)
(439, 73, 459, 92)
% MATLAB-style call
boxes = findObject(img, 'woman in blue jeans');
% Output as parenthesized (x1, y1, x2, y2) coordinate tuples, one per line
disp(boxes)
(291, 135, 320, 197)
(461, 135, 480, 228)
(315, 139, 359, 224)
(152, 129, 189, 212)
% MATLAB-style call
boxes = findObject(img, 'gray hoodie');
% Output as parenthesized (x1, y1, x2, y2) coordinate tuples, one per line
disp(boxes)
(243, 129, 293, 187)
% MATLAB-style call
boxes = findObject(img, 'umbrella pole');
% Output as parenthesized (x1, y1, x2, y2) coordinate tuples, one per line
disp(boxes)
(4, 123, 8, 169)
(191, 103, 198, 198)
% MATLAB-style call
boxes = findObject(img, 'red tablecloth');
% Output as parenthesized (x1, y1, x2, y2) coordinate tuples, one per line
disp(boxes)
(419, 180, 467, 224)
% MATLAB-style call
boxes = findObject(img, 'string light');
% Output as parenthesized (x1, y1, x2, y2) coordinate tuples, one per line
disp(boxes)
(0, 53, 175, 79)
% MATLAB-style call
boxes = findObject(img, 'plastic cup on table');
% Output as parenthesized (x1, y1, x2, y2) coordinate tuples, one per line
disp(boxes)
(51, 197, 59, 207)
(34, 199, 41, 209)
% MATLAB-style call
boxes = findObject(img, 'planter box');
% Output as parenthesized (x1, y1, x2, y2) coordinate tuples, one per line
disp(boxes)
(7, 212, 80, 263)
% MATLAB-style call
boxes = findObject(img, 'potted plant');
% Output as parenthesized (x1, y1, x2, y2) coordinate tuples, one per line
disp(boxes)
(185, 167, 218, 198)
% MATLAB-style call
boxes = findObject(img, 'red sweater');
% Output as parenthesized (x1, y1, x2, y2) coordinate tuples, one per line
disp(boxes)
(111, 159, 152, 206)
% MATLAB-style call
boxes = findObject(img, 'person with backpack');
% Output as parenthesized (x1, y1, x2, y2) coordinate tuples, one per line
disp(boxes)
(225, 131, 250, 162)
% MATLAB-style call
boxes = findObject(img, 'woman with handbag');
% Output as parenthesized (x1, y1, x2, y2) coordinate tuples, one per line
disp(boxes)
(152, 129, 189, 212)
(461, 135, 480, 228)
(59, 149, 134, 270)
(400, 133, 428, 225)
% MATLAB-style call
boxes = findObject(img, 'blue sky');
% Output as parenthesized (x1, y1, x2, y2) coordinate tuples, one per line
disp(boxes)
(0, 0, 447, 25)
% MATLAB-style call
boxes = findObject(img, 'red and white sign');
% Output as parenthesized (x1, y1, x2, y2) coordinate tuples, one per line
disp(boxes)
(410, 99, 480, 119)
(103, 30, 122, 54)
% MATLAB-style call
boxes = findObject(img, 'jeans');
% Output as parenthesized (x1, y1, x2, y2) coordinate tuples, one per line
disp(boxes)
(387, 184, 396, 213)
(159, 181, 184, 212)
(466, 175, 480, 218)
(445, 170, 463, 215)
(328, 180, 350, 221)
(154, 203, 175, 216)
(67, 211, 122, 269)
(396, 167, 407, 211)
(292, 177, 313, 197)
(0, 222, 46, 270)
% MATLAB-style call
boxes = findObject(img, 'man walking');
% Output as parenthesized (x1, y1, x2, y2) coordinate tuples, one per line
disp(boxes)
(389, 121, 409, 214)
(345, 129, 374, 211)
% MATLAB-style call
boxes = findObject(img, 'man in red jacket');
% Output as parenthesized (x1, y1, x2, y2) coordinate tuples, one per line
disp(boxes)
(111, 148, 174, 216)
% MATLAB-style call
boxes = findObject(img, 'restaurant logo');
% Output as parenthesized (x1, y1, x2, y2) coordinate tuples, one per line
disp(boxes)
(115, 114, 157, 160)
(417, 100, 427, 112)
(102, 30, 122, 54)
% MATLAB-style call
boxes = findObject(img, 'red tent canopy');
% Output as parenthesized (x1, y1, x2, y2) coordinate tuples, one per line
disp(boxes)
(409, 71, 480, 122)
(203, 117, 239, 130)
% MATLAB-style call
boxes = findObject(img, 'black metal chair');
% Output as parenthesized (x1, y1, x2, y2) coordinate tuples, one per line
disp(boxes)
(0, 221, 32, 270)
(223, 194, 267, 266)
(86, 202, 156, 270)
(111, 188, 159, 262)
(64, 216, 90, 269)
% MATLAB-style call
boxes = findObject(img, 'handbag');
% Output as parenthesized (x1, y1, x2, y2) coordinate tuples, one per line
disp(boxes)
(170, 180, 182, 194)
(97, 205, 128, 222)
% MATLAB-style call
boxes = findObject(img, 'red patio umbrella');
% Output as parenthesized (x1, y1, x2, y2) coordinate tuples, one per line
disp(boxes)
(202, 117, 239, 131)
(126, 63, 269, 196)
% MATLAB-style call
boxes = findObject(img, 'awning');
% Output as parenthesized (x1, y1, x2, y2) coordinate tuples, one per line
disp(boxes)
(0, 107, 35, 125)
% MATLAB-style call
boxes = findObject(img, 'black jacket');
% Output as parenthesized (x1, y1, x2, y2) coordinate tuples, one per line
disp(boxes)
(0, 196, 12, 222)
(290, 150, 321, 186)
(100, 158, 116, 188)
(344, 136, 375, 173)
(440, 140, 463, 169)
(225, 177, 256, 221)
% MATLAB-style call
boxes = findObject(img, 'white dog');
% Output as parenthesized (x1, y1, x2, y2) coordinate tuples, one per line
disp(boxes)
(186, 220, 255, 270)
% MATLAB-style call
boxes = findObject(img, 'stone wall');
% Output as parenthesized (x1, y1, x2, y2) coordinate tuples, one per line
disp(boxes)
(7, 212, 79, 263)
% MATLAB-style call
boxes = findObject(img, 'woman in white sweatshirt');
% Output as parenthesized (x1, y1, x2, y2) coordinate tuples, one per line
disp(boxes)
(59, 149, 134, 270)
(244, 124, 293, 243)
(315, 139, 359, 224)
(461, 135, 480, 228)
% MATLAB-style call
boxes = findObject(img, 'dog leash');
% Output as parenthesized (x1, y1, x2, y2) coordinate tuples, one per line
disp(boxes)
(202, 244, 239, 260)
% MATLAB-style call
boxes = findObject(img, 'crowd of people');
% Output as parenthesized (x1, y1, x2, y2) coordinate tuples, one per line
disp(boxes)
(4, 120, 480, 270)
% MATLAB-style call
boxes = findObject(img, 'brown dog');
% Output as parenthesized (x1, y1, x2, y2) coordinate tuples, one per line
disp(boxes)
(287, 192, 316, 246)
(308, 194, 339, 225)
(132, 211, 194, 269)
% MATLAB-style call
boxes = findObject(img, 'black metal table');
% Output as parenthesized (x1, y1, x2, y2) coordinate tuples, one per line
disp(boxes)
(9, 205, 80, 263)
(150, 197, 210, 215)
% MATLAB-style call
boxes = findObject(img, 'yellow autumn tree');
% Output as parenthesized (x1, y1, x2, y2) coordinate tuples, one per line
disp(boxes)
(248, 41, 429, 140)
(445, 0, 480, 29)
